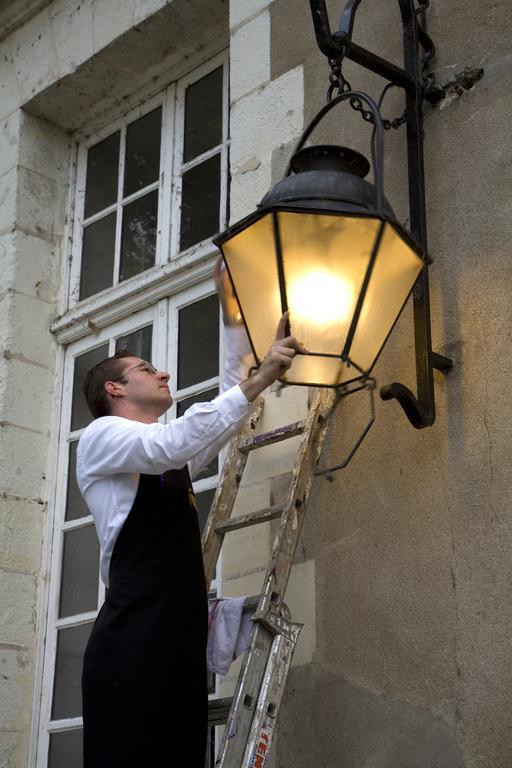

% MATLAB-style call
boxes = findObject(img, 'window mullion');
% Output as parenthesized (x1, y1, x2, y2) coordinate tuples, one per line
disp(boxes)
(170, 81, 185, 262)
(113, 126, 127, 287)
(220, 61, 230, 230)
(157, 83, 175, 267)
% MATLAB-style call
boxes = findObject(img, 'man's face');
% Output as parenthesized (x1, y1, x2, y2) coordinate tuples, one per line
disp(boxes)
(109, 357, 173, 416)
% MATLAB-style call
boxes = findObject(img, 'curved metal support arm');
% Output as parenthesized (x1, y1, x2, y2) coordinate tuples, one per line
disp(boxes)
(380, 382, 433, 429)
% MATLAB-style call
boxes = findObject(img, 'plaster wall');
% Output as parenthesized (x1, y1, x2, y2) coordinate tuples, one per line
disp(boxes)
(267, 1, 512, 767)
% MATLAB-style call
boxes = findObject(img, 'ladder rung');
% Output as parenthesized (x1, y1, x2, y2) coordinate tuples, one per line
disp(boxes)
(214, 506, 283, 534)
(208, 697, 233, 726)
(239, 420, 306, 452)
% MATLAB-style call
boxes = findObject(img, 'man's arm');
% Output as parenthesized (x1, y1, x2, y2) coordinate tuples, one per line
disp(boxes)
(77, 388, 253, 488)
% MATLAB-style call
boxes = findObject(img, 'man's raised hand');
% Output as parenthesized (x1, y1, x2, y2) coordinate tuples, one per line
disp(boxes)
(239, 313, 307, 402)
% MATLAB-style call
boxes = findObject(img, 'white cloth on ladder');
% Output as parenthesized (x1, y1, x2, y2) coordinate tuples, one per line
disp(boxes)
(207, 596, 253, 675)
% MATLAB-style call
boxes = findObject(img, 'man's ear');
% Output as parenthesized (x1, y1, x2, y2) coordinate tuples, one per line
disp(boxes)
(104, 380, 125, 398)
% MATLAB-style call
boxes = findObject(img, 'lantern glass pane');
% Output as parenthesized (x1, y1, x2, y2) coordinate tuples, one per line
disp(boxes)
(278, 211, 380, 357)
(221, 214, 282, 362)
(280, 353, 351, 387)
(350, 222, 423, 372)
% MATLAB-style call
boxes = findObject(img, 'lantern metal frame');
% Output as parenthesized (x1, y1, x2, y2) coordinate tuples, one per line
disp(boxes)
(215, 89, 427, 391)
(308, 0, 453, 428)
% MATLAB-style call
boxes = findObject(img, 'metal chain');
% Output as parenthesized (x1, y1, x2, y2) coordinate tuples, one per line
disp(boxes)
(327, 57, 407, 130)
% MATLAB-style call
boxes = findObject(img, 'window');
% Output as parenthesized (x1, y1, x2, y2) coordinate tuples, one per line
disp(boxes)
(37, 54, 229, 768)
(69, 58, 228, 306)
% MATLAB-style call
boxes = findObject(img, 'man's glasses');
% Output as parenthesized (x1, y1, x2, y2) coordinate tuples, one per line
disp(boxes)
(111, 361, 158, 382)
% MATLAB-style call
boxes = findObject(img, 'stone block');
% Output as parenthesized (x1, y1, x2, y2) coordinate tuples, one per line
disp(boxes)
(0, 357, 54, 436)
(0, 645, 32, 732)
(243, 386, 309, 485)
(1, 289, 57, 369)
(16, 166, 68, 242)
(18, 111, 72, 184)
(0, 424, 50, 498)
(134, 0, 171, 24)
(0, 167, 18, 236)
(4, 231, 61, 303)
(221, 569, 267, 600)
(0, 569, 37, 647)
(230, 0, 273, 30)
(230, 66, 304, 168)
(221, 482, 271, 579)
(92, 0, 135, 54)
(0, 51, 22, 121)
(0, 495, 44, 574)
(0, 111, 20, 180)
(50, 0, 94, 77)
(9, 9, 60, 104)
(230, 162, 271, 221)
(0, 731, 18, 768)
(230, 11, 270, 102)
(0, 237, 13, 296)
(284, 559, 315, 667)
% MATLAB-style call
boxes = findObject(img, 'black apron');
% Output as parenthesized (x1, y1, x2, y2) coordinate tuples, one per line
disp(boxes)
(82, 468, 208, 767)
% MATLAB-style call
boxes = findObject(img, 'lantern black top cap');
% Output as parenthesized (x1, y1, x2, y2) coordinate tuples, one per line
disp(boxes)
(290, 145, 370, 178)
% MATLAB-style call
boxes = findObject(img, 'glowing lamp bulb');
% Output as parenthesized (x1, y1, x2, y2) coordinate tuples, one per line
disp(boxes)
(287, 269, 354, 328)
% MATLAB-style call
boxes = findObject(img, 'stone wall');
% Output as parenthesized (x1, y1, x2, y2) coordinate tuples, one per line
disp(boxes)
(0, 1, 229, 764)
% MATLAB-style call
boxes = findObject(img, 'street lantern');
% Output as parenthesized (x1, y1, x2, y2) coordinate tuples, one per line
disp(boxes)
(214, 92, 425, 388)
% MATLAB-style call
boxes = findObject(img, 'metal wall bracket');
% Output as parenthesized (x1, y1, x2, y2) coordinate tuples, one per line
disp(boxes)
(309, 0, 454, 428)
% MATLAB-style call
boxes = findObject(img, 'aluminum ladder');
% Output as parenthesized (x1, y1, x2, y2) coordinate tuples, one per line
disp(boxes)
(202, 387, 335, 767)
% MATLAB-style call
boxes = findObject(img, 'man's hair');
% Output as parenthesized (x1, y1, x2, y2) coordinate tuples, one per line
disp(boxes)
(83, 349, 135, 419)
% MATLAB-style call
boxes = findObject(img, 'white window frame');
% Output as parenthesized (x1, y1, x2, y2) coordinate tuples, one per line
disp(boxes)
(34, 46, 232, 767)
(62, 50, 230, 327)
(35, 304, 163, 766)
(68, 90, 174, 306)
(35, 287, 227, 766)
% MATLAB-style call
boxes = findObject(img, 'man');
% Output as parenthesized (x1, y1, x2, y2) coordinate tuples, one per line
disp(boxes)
(77, 272, 304, 767)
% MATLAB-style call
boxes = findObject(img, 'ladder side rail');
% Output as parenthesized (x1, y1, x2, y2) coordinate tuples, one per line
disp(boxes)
(241, 626, 302, 768)
(217, 389, 335, 767)
(202, 399, 264, 587)
(215, 622, 274, 768)
(253, 388, 335, 620)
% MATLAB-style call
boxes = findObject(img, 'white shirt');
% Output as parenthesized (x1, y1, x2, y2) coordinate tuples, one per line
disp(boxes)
(77, 326, 255, 587)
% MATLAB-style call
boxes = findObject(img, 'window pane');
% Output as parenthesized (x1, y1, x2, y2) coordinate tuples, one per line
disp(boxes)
(124, 107, 162, 197)
(52, 622, 93, 720)
(84, 131, 120, 219)
(176, 388, 218, 416)
(177, 388, 218, 480)
(48, 729, 83, 768)
(115, 325, 153, 361)
(59, 524, 100, 618)
(65, 441, 89, 522)
(184, 66, 223, 162)
(71, 344, 109, 432)
(196, 487, 215, 535)
(178, 295, 219, 389)
(79, 213, 116, 301)
(119, 190, 158, 282)
(180, 154, 221, 251)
